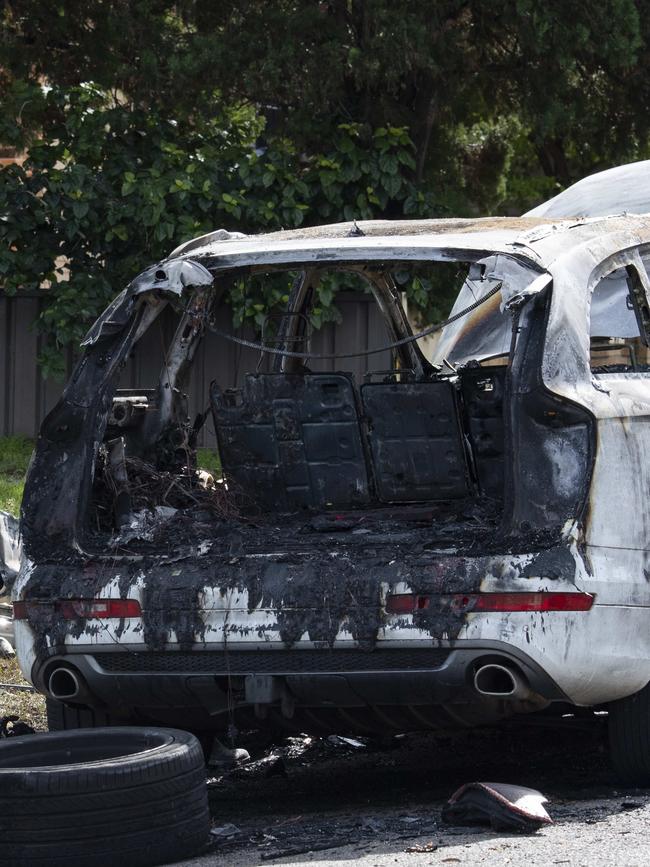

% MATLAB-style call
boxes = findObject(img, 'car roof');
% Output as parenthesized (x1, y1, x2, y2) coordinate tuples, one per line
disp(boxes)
(167, 213, 650, 274)
(525, 160, 650, 219)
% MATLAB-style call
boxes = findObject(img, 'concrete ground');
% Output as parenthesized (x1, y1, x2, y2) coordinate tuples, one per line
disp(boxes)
(174, 715, 650, 866)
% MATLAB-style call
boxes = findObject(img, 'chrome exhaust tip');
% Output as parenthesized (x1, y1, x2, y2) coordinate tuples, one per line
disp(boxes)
(48, 667, 82, 701)
(474, 663, 531, 699)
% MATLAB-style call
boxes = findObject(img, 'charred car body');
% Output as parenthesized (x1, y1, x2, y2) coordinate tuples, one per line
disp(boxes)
(13, 204, 650, 776)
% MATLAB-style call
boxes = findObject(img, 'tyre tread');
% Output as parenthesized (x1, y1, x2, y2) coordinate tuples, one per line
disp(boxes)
(0, 726, 210, 867)
(609, 684, 650, 783)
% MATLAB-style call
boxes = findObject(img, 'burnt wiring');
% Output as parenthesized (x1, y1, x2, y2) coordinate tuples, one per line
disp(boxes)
(206, 282, 503, 360)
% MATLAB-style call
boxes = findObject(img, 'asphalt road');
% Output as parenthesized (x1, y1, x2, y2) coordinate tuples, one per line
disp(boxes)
(174, 714, 650, 866)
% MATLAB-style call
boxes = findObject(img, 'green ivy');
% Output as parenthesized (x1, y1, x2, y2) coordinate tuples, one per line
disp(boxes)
(0, 85, 449, 377)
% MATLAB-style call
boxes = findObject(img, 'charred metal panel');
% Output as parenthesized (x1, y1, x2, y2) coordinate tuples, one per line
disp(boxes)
(361, 381, 469, 502)
(20, 308, 147, 557)
(21, 545, 494, 655)
(211, 373, 370, 510)
(460, 368, 506, 499)
(20, 261, 214, 558)
(504, 290, 595, 534)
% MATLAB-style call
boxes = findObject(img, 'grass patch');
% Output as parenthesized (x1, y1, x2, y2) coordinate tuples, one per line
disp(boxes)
(0, 435, 33, 476)
(0, 656, 47, 731)
(0, 477, 26, 517)
(0, 436, 33, 515)
(197, 447, 222, 478)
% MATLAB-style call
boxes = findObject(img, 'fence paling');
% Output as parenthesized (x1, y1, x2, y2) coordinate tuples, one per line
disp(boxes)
(0, 294, 389, 443)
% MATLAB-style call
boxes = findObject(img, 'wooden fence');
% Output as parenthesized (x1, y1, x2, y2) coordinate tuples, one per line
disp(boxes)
(0, 292, 391, 446)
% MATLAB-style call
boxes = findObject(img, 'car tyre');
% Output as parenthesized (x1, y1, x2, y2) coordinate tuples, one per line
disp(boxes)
(609, 683, 650, 784)
(0, 726, 210, 867)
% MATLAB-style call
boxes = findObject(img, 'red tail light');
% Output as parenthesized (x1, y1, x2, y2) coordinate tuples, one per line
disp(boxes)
(13, 599, 141, 620)
(386, 591, 595, 615)
(385, 594, 432, 614)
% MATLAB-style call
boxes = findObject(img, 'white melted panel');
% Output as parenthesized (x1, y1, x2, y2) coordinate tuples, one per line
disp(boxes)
(101, 575, 132, 599)
(198, 580, 436, 645)
(587, 417, 650, 549)
(541, 268, 592, 396)
(64, 618, 147, 646)
(11, 558, 35, 599)
(588, 376, 650, 419)
(199, 586, 251, 611)
(525, 160, 650, 219)
(13, 621, 37, 683)
(542, 437, 586, 501)
(482, 553, 536, 582)
(590, 272, 639, 337)
(556, 606, 650, 704)
(579, 545, 650, 607)
(207, 608, 283, 642)
(542, 242, 650, 415)
(461, 604, 647, 705)
(174, 230, 526, 270)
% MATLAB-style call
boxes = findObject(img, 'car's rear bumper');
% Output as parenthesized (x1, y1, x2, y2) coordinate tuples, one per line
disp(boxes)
(31, 640, 567, 733)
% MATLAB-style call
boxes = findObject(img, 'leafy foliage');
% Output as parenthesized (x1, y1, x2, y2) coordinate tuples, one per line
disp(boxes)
(3, 1, 644, 185)
(2, 1, 650, 373)
(0, 86, 440, 376)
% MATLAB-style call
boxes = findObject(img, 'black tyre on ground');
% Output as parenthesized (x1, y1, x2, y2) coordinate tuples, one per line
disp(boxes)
(0, 726, 210, 867)
(608, 682, 650, 784)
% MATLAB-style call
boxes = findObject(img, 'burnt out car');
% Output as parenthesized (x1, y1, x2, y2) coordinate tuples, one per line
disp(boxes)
(13, 208, 650, 780)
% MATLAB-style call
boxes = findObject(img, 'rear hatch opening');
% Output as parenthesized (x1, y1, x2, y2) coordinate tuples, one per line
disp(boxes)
(22, 238, 592, 574)
(84, 263, 511, 556)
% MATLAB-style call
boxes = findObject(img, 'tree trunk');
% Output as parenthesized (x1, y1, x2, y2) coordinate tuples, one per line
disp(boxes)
(536, 137, 571, 186)
(415, 93, 438, 184)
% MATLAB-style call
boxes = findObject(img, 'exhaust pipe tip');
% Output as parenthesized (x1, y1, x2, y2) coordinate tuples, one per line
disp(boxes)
(48, 667, 82, 701)
(474, 662, 530, 699)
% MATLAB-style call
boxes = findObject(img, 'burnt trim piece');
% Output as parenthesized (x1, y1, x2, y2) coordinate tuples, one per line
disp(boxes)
(94, 648, 450, 675)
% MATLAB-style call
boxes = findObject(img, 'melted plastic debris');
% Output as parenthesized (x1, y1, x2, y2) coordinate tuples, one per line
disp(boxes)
(442, 781, 553, 832)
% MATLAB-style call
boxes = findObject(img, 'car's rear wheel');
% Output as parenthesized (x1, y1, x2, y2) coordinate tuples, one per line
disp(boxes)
(608, 682, 650, 784)
(0, 726, 210, 867)
(46, 697, 126, 731)
(47, 700, 217, 764)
